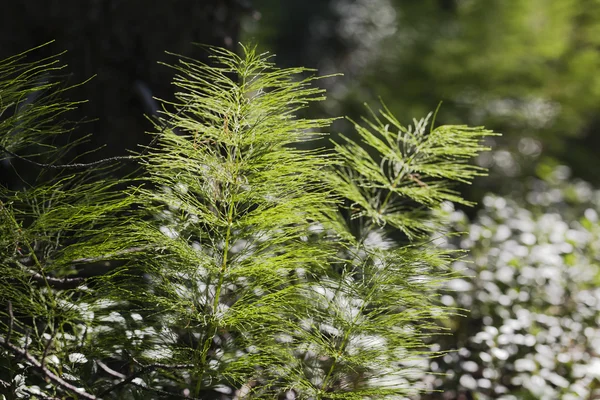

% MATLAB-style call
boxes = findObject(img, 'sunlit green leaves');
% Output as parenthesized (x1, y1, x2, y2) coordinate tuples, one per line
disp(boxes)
(330, 105, 494, 238)
(1, 44, 494, 399)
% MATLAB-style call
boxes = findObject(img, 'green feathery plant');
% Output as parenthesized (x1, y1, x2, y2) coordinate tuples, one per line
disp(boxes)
(0, 44, 494, 399)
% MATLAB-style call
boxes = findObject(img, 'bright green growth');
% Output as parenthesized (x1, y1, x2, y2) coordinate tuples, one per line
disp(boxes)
(331, 105, 492, 239)
(0, 44, 494, 399)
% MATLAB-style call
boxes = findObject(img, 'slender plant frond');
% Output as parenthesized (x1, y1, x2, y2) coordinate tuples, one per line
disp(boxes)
(118, 44, 342, 398)
(330, 105, 496, 239)
(297, 104, 495, 398)
(0, 45, 136, 400)
(0, 44, 495, 400)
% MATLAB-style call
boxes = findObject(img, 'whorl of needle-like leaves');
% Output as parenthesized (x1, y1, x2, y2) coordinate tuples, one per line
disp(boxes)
(124, 45, 341, 397)
(0, 45, 135, 400)
(0, 44, 495, 400)
(288, 106, 496, 398)
(330, 105, 495, 239)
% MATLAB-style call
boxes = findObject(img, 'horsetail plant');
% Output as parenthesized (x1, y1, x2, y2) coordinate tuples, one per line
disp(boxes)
(0, 44, 494, 399)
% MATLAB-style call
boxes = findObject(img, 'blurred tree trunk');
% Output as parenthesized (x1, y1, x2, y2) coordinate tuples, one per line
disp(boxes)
(0, 0, 250, 186)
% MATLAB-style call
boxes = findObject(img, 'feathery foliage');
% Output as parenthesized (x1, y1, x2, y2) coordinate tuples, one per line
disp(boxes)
(0, 44, 494, 399)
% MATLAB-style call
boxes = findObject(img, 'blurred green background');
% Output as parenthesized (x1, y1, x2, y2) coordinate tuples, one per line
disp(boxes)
(243, 0, 600, 200)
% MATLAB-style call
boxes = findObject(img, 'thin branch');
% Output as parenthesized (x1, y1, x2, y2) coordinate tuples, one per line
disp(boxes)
(39, 274, 86, 289)
(98, 359, 194, 398)
(96, 359, 126, 379)
(98, 359, 198, 399)
(16, 247, 157, 287)
(0, 335, 99, 400)
(0, 145, 136, 169)
(21, 265, 85, 289)
(140, 362, 195, 370)
(12, 258, 85, 289)
(98, 359, 200, 400)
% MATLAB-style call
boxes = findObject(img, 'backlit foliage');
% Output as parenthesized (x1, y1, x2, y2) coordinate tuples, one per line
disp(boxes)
(0, 45, 492, 399)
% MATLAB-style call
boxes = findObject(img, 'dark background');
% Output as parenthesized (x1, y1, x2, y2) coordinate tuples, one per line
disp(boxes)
(0, 0, 250, 187)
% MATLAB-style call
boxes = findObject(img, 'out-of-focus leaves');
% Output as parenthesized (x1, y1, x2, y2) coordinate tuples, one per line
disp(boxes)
(424, 167, 600, 399)
(245, 0, 600, 184)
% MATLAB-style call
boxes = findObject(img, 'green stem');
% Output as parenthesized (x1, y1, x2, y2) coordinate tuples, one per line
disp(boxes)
(194, 71, 248, 396)
(378, 151, 419, 215)
(320, 282, 376, 395)
(194, 109, 242, 395)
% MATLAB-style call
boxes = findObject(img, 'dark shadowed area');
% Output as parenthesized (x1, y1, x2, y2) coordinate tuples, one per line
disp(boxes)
(0, 0, 250, 187)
